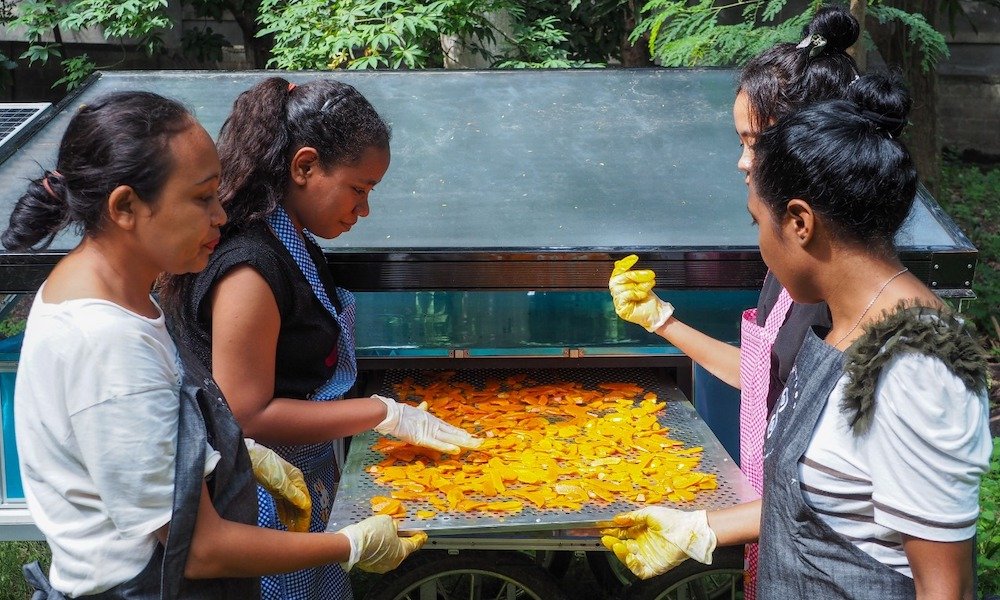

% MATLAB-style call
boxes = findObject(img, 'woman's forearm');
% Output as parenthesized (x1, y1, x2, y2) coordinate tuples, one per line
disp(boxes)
(653, 317, 742, 389)
(241, 395, 387, 446)
(185, 483, 352, 579)
(707, 499, 761, 546)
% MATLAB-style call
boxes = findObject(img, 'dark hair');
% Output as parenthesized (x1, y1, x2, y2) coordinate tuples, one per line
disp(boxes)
(157, 77, 390, 318)
(1, 92, 193, 251)
(217, 77, 391, 229)
(738, 5, 861, 131)
(751, 73, 916, 255)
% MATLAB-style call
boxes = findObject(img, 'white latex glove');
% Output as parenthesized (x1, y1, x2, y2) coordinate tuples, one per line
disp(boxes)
(337, 514, 428, 573)
(609, 255, 675, 332)
(600, 507, 717, 580)
(372, 395, 483, 454)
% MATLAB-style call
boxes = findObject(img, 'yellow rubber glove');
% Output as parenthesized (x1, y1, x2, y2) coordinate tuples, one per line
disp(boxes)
(609, 254, 674, 332)
(600, 507, 717, 580)
(337, 515, 428, 573)
(245, 439, 312, 533)
(373, 395, 483, 454)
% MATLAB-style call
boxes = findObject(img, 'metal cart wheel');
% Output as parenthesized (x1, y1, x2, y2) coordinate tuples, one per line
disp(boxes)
(364, 549, 570, 600)
(586, 546, 744, 599)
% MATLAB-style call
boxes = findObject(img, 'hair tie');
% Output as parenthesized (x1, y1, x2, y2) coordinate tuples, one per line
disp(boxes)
(796, 33, 828, 59)
(860, 110, 908, 138)
(287, 82, 297, 92)
(41, 170, 62, 200)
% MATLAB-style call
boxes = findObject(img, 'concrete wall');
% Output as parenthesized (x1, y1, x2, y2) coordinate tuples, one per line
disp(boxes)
(937, 1, 1000, 157)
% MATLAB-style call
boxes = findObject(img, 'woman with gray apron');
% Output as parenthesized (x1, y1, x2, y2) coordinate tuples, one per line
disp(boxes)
(602, 73, 992, 598)
(159, 77, 481, 600)
(608, 6, 859, 595)
(6, 91, 426, 599)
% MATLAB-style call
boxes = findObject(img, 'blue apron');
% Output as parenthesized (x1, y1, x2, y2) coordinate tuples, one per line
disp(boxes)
(260, 207, 354, 600)
(757, 329, 915, 598)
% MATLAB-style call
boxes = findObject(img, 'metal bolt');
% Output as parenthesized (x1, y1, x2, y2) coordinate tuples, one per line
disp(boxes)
(965, 281, 970, 286)
(933, 264, 939, 270)
(932, 281, 938, 286)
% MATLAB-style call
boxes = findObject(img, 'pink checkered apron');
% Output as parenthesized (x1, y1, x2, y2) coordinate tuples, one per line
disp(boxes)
(738, 285, 793, 600)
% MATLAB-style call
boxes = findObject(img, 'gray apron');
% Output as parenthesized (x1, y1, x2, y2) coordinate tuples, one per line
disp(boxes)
(24, 345, 259, 599)
(757, 329, 915, 599)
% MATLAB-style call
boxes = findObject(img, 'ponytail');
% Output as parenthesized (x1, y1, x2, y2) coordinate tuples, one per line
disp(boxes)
(2, 171, 70, 251)
(216, 77, 295, 229)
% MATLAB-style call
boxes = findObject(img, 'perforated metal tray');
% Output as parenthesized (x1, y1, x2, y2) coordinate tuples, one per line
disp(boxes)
(327, 367, 758, 535)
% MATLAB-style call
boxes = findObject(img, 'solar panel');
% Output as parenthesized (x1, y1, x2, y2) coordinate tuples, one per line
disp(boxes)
(0, 103, 51, 149)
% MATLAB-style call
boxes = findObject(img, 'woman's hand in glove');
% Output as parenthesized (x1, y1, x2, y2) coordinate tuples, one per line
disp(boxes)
(372, 395, 483, 454)
(245, 439, 312, 532)
(600, 507, 717, 579)
(337, 515, 428, 573)
(608, 255, 674, 332)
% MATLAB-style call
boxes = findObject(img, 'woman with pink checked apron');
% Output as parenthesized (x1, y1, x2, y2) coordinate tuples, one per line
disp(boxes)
(608, 5, 860, 595)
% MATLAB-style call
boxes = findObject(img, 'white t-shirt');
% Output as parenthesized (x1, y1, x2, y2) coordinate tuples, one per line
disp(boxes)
(799, 352, 991, 578)
(15, 288, 219, 596)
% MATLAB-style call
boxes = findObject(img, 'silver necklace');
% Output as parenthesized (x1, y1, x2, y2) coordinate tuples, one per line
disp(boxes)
(831, 267, 908, 349)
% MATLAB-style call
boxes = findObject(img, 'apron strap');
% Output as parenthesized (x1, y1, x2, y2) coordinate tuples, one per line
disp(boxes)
(22, 561, 68, 600)
(762, 286, 794, 332)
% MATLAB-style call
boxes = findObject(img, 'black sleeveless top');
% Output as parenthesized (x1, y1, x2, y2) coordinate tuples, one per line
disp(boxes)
(178, 221, 341, 400)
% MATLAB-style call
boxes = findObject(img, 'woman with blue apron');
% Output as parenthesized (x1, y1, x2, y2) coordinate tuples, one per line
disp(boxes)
(159, 77, 481, 600)
(14, 90, 425, 600)
(600, 74, 992, 598)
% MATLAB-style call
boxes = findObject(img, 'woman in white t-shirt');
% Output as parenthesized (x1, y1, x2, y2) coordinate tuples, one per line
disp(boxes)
(2, 91, 424, 599)
(601, 74, 991, 599)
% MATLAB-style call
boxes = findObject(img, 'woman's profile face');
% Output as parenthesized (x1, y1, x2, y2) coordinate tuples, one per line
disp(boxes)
(292, 145, 390, 240)
(132, 121, 226, 275)
(733, 91, 757, 183)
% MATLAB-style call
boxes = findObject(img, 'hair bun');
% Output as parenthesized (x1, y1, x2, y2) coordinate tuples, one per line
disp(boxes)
(807, 5, 860, 53)
(847, 73, 912, 137)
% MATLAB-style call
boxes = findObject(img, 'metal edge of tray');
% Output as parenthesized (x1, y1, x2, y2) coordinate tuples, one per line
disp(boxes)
(327, 367, 759, 537)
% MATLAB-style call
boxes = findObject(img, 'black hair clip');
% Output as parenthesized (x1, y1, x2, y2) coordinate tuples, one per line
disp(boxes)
(796, 33, 828, 59)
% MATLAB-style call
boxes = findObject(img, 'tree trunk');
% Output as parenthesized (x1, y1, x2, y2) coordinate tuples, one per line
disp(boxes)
(225, 0, 271, 68)
(848, 0, 867, 72)
(868, 0, 941, 196)
(620, 0, 651, 67)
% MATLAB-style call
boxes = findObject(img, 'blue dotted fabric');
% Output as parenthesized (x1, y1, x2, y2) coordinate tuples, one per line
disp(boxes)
(258, 206, 358, 599)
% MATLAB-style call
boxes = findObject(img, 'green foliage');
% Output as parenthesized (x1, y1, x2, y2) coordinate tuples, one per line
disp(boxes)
(11, 0, 171, 89)
(979, 437, 1000, 598)
(257, 0, 605, 70)
(494, 10, 599, 68)
(634, 0, 947, 70)
(633, 0, 813, 67)
(518, 0, 636, 65)
(181, 26, 232, 62)
(938, 155, 1000, 340)
(867, 4, 949, 72)
(53, 54, 95, 90)
(258, 0, 484, 70)
(0, 317, 25, 339)
(0, 541, 49, 596)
